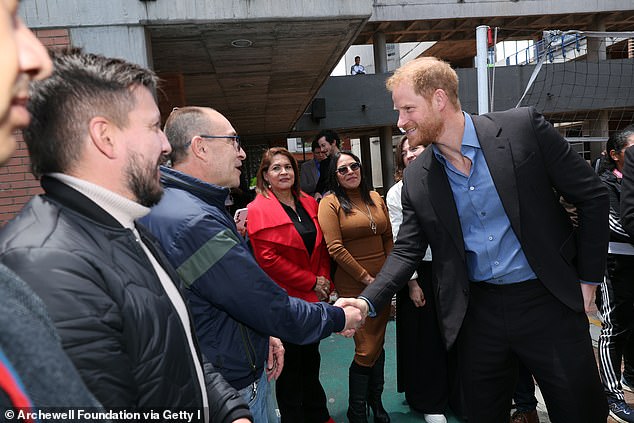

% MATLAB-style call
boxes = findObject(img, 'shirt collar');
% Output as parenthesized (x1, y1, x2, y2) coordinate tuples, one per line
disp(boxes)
(433, 112, 480, 163)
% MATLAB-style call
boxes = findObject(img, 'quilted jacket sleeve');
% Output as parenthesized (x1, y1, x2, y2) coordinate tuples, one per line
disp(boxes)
(0, 247, 136, 406)
(203, 360, 252, 422)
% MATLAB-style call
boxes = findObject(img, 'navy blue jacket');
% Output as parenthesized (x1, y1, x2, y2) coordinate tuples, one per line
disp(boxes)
(141, 167, 345, 389)
(0, 176, 251, 422)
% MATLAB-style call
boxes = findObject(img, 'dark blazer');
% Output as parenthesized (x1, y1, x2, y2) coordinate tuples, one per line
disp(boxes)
(300, 159, 320, 195)
(362, 107, 609, 349)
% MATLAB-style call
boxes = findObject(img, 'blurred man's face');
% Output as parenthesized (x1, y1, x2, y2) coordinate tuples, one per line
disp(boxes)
(0, 0, 52, 164)
(318, 136, 334, 156)
(313, 149, 326, 162)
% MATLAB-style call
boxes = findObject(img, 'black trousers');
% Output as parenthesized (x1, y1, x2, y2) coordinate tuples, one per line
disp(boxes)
(275, 341, 330, 423)
(457, 279, 607, 423)
(395, 260, 449, 414)
(513, 362, 537, 412)
(598, 253, 634, 402)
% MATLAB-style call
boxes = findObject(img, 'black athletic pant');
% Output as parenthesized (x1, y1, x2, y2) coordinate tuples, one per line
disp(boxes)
(598, 253, 634, 402)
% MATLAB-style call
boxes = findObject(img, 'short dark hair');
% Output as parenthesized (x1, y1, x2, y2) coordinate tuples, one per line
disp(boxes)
(599, 124, 634, 173)
(314, 129, 341, 149)
(25, 49, 158, 178)
(329, 151, 374, 215)
(255, 147, 302, 198)
(311, 139, 320, 152)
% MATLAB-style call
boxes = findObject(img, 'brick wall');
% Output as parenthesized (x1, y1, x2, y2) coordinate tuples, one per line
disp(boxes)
(0, 134, 42, 224)
(0, 28, 71, 226)
(34, 28, 70, 50)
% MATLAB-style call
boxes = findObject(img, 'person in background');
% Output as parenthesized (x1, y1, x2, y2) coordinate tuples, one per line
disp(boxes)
(386, 136, 448, 423)
(248, 147, 335, 423)
(510, 365, 540, 423)
(0, 50, 251, 423)
(319, 151, 393, 423)
(347, 56, 608, 423)
(314, 129, 341, 196)
(140, 106, 363, 422)
(0, 1, 105, 417)
(300, 140, 327, 198)
(351, 56, 366, 75)
(597, 125, 634, 423)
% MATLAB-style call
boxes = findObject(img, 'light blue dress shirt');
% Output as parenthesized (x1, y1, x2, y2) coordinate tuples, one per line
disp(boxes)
(432, 113, 537, 284)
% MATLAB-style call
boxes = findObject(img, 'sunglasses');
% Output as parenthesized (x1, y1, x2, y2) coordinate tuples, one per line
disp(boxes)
(336, 162, 361, 175)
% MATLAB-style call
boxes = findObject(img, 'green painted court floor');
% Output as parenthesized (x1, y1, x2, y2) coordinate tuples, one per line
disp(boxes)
(316, 320, 464, 423)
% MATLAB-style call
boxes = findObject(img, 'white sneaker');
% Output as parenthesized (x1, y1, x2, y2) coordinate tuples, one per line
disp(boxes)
(424, 414, 447, 423)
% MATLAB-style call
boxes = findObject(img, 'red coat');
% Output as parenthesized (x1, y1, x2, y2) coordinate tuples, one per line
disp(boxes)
(247, 192, 331, 303)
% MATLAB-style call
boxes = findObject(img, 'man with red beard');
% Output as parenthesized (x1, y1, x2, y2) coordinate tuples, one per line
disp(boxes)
(341, 56, 609, 422)
(0, 49, 252, 423)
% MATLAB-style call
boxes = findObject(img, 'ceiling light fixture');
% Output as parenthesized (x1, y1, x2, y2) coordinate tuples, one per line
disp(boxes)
(231, 39, 253, 48)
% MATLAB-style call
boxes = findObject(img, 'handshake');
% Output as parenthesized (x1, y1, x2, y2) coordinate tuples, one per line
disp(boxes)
(333, 297, 369, 338)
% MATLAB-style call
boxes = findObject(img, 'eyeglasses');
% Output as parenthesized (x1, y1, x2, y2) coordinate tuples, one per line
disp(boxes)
(199, 135, 241, 151)
(401, 145, 422, 158)
(336, 162, 361, 175)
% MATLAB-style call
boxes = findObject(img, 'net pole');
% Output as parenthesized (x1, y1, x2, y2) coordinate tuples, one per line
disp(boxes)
(476, 25, 489, 114)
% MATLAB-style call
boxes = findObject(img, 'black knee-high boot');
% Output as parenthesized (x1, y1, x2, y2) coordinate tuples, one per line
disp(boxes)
(348, 361, 371, 423)
(367, 349, 390, 423)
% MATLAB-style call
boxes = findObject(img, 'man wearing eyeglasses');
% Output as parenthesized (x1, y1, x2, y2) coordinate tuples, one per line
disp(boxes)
(0, 51, 252, 423)
(141, 106, 364, 422)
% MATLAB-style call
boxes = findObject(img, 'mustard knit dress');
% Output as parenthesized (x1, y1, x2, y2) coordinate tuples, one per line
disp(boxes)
(318, 189, 393, 367)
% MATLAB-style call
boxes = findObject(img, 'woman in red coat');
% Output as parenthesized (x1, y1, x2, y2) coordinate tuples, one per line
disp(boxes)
(247, 147, 335, 423)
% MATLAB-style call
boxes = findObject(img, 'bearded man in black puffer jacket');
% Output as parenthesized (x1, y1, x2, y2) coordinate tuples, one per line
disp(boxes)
(0, 49, 251, 423)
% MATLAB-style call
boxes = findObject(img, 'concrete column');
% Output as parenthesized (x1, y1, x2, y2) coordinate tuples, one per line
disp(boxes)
(70, 25, 152, 68)
(373, 31, 393, 193)
(584, 110, 609, 162)
(585, 16, 607, 160)
(380, 127, 395, 194)
(373, 31, 388, 74)
(359, 135, 373, 187)
(586, 16, 606, 61)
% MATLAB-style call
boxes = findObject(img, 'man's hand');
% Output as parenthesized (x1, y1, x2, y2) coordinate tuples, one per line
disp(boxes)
(408, 279, 426, 307)
(334, 297, 369, 337)
(266, 337, 284, 381)
(335, 297, 369, 318)
(233, 420, 251, 423)
(581, 283, 598, 313)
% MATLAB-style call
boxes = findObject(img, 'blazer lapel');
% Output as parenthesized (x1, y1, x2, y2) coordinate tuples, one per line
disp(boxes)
(424, 152, 465, 259)
(473, 114, 522, 240)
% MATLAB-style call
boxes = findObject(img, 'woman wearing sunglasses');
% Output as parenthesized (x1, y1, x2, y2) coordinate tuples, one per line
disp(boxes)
(247, 147, 335, 423)
(318, 151, 393, 423)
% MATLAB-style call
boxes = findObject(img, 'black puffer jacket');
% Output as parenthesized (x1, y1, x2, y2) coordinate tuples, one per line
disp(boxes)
(0, 177, 251, 422)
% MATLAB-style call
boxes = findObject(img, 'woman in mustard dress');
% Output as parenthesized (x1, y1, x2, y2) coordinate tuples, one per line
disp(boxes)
(318, 151, 393, 423)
